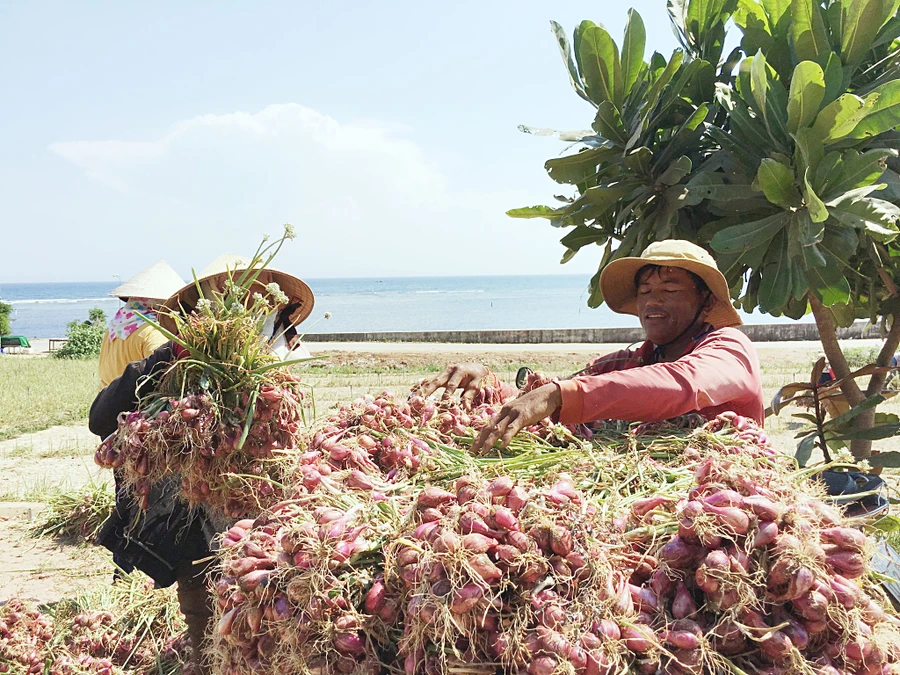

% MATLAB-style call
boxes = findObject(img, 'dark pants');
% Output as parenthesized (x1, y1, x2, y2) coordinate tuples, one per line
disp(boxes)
(177, 558, 214, 675)
(112, 469, 135, 575)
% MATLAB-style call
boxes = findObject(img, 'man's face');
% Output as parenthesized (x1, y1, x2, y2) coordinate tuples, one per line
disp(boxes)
(635, 266, 709, 345)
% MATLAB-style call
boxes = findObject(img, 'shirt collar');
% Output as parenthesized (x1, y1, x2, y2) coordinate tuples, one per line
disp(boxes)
(641, 323, 715, 365)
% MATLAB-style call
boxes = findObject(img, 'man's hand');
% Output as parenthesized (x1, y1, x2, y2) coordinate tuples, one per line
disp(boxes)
(413, 363, 492, 407)
(470, 383, 562, 454)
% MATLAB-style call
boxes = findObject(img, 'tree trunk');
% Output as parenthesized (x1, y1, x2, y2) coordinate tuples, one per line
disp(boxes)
(807, 295, 870, 457)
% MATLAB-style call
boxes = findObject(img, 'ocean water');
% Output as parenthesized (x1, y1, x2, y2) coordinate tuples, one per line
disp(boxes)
(0, 276, 800, 338)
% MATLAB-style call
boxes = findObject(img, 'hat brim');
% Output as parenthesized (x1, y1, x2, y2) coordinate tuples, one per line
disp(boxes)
(599, 256, 742, 329)
(158, 267, 315, 335)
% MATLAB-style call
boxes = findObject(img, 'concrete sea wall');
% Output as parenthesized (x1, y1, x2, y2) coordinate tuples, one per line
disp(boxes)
(305, 321, 882, 345)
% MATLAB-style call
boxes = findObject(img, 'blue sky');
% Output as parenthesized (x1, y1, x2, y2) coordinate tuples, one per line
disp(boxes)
(1, 1, 682, 283)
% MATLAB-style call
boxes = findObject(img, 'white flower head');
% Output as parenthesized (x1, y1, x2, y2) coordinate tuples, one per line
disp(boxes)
(857, 459, 872, 473)
(229, 301, 244, 313)
(265, 282, 289, 305)
(195, 298, 212, 312)
(283, 223, 296, 239)
(324, 312, 332, 319)
(833, 447, 854, 465)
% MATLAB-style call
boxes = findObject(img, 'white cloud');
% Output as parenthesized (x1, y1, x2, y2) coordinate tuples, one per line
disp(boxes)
(43, 103, 597, 281)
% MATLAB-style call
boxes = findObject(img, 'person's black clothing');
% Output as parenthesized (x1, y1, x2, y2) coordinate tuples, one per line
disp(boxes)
(89, 341, 177, 438)
(91, 339, 211, 585)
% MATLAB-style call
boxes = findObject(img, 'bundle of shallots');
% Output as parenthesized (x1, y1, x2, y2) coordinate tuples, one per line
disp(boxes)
(94, 228, 314, 519)
(211, 491, 406, 675)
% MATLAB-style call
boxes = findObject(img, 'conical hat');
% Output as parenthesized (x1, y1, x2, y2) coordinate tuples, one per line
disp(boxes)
(159, 253, 315, 334)
(109, 260, 185, 302)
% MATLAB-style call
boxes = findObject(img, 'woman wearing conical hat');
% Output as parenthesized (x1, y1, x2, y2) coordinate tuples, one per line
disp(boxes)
(89, 253, 314, 675)
(98, 261, 185, 387)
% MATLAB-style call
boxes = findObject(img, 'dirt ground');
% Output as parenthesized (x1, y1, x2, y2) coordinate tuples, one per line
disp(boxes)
(0, 341, 893, 607)
(0, 517, 113, 604)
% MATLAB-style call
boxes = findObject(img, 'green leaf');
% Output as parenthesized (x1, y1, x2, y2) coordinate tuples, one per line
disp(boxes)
(761, 0, 791, 28)
(793, 127, 824, 185)
(734, 0, 771, 34)
(658, 155, 693, 186)
(765, 73, 792, 144)
(829, 302, 857, 327)
(757, 158, 800, 207)
(872, 514, 900, 533)
(587, 236, 624, 307)
(729, 96, 777, 154)
(812, 94, 868, 143)
(710, 211, 789, 252)
(851, 81, 900, 139)
(750, 51, 769, 119)
(506, 205, 564, 220)
(832, 423, 900, 442)
(823, 394, 887, 431)
(575, 22, 623, 108)
(684, 60, 716, 104)
(821, 53, 845, 106)
(569, 184, 634, 215)
(560, 226, 608, 252)
(592, 101, 628, 145)
(550, 21, 591, 105)
(803, 169, 829, 223)
(621, 9, 646, 98)
(644, 50, 684, 117)
(759, 230, 801, 312)
(623, 146, 653, 174)
(716, 238, 772, 281)
(829, 198, 900, 241)
(686, 179, 760, 203)
(869, 451, 900, 468)
(796, 432, 816, 467)
(787, 61, 826, 133)
(544, 146, 617, 185)
(873, 14, 900, 49)
(805, 248, 852, 305)
(820, 150, 890, 201)
(795, 209, 824, 247)
(841, 0, 890, 68)
(791, 0, 831, 64)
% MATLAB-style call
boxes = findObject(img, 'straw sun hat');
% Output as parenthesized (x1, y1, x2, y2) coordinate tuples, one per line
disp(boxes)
(109, 260, 185, 302)
(599, 240, 742, 329)
(159, 254, 315, 335)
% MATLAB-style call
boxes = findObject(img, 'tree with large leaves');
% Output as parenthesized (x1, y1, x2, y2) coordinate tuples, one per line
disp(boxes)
(512, 0, 900, 459)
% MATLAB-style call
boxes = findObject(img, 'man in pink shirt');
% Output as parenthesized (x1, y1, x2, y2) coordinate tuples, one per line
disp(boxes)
(416, 240, 764, 453)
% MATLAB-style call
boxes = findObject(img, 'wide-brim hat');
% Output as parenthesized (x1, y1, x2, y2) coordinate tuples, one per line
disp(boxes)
(109, 260, 185, 302)
(159, 253, 315, 335)
(599, 240, 742, 329)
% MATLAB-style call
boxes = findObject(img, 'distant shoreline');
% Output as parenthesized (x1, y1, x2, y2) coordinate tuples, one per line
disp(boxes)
(7, 326, 883, 359)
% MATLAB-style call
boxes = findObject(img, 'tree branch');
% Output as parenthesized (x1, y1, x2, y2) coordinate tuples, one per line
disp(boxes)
(867, 316, 900, 396)
(808, 294, 863, 404)
(809, 294, 875, 458)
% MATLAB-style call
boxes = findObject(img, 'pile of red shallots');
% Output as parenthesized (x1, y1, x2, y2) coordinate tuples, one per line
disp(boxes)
(206, 403, 900, 675)
(0, 580, 189, 675)
(95, 374, 306, 518)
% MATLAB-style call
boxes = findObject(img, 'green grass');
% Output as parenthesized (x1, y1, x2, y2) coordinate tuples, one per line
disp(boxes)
(0, 475, 68, 502)
(0, 357, 99, 440)
(4, 437, 93, 459)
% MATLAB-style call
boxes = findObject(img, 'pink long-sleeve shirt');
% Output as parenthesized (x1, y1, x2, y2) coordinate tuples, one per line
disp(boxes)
(556, 327, 764, 426)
